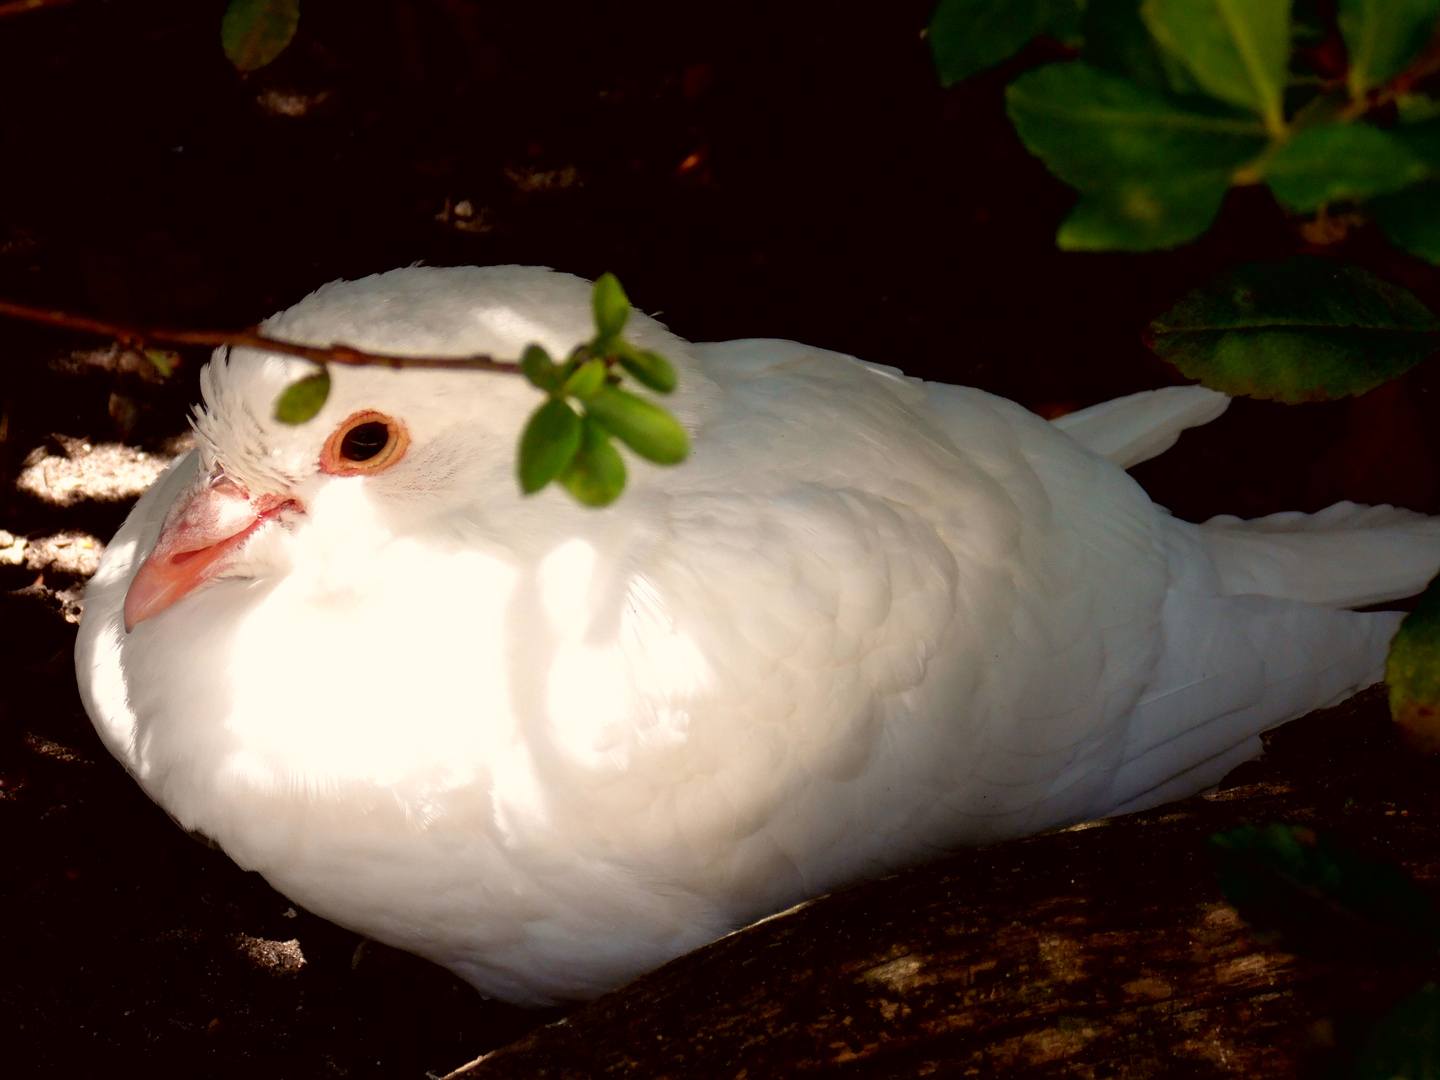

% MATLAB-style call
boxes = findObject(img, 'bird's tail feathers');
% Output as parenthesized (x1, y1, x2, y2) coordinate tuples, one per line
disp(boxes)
(1108, 592, 1401, 815)
(1200, 500, 1440, 608)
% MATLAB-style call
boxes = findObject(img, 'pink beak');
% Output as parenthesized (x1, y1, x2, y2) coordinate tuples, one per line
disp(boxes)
(123, 472, 298, 632)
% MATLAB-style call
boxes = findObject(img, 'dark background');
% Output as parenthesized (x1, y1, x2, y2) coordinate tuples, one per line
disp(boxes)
(1, 1, 1437, 1077)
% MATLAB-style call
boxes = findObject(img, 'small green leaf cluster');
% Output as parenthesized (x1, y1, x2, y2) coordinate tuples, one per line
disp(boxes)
(221, 0, 300, 73)
(1211, 822, 1440, 1075)
(929, 0, 1440, 257)
(517, 273, 688, 506)
(271, 273, 686, 508)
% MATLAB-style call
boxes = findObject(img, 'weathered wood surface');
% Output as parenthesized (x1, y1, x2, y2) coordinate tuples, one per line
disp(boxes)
(448, 687, 1440, 1078)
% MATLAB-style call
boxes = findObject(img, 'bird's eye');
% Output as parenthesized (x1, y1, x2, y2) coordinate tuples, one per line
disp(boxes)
(320, 410, 410, 476)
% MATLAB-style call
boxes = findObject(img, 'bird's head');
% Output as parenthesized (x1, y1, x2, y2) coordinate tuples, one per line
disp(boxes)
(121, 265, 700, 631)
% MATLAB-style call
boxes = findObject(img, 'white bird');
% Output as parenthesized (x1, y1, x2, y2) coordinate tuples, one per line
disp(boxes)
(75, 265, 1440, 1005)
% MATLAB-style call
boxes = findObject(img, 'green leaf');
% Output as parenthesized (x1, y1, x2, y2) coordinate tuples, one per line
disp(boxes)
(1082, 0, 1198, 94)
(584, 385, 690, 465)
(273, 367, 330, 424)
(1140, 0, 1292, 132)
(617, 344, 678, 394)
(1263, 122, 1432, 211)
(142, 348, 178, 378)
(1007, 62, 1268, 189)
(1396, 118, 1440, 170)
(558, 417, 627, 506)
(221, 0, 300, 73)
(1058, 174, 1234, 250)
(1373, 182, 1440, 265)
(592, 273, 631, 340)
(1399, 94, 1440, 125)
(1350, 983, 1440, 1080)
(1210, 822, 1440, 962)
(562, 358, 608, 399)
(927, 0, 1084, 86)
(1147, 257, 1440, 401)
(521, 344, 560, 392)
(1338, 0, 1440, 97)
(1388, 572, 1440, 751)
(517, 398, 583, 495)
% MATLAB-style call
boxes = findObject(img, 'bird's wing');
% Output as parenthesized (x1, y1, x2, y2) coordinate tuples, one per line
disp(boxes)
(607, 341, 1173, 911)
(1050, 385, 1230, 468)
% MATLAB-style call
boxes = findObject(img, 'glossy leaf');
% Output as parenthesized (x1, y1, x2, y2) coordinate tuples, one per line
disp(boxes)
(591, 273, 630, 340)
(1210, 822, 1440, 961)
(617, 344, 678, 393)
(1140, 0, 1292, 132)
(1007, 62, 1268, 188)
(520, 344, 560, 392)
(1397, 118, 1440, 169)
(1339, 0, 1440, 96)
(562, 358, 608, 399)
(1399, 95, 1440, 125)
(1058, 174, 1234, 250)
(273, 367, 330, 424)
(221, 0, 300, 73)
(927, 0, 1083, 86)
(559, 417, 627, 507)
(1350, 983, 1440, 1080)
(584, 385, 690, 464)
(1264, 122, 1432, 211)
(1148, 257, 1440, 401)
(517, 398, 582, 495)
(1373, 182, 1440, 265)
(1388, 572, 1440, 751)
(1082, 0, 1196, 94)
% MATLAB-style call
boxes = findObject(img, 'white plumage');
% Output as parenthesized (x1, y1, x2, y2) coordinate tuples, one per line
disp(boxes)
(75, 265, 1440, 1004)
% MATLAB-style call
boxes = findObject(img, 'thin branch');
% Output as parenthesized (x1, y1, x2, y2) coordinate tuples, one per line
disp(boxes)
(0, 0, 81, 18)
(0, 297, 520, 373)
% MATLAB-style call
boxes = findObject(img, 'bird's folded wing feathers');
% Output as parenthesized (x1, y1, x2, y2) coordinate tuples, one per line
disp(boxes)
(1051, 386, 1230, 468)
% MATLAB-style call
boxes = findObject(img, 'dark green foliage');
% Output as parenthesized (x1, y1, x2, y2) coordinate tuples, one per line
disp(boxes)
(1139, 0, 1291, 131)
(1148, 258, 1440, 401)
(927, 0, 1084, 86)
(1210, 823, 1440, 961)
(1006, 62, 1265, 249)
(221, 0, 300, 73)
(1389, 573, 1440, 746)
(1350, 983, 1440, 1080)
(934, 0, 1440, 259)
(1264, 124, 1433, 211)
(1338, 0, 1440, 96)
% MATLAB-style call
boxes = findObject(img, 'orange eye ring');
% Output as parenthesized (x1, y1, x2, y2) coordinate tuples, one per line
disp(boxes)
(320, 410, 409, 476)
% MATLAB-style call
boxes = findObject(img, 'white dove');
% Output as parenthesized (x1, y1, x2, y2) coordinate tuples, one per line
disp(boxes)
(76, 265, 1440, 1004)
